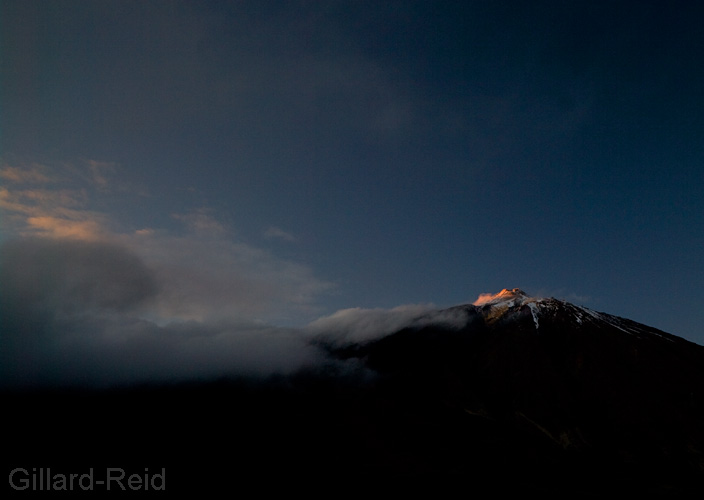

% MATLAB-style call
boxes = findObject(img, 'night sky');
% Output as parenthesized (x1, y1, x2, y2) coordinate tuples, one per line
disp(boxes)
(2, 1, 703, 385)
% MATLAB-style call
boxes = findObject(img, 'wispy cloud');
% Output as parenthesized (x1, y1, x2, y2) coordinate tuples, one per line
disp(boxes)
(25, 216, 106, 240)
(473, 293, 500, 306)
(0, 164, 54, 184)
(172, 208, 228, 237)
(128, 231, 332, 323)
(0, 161, 111, 239)
(0, 186, 107, 240)
(264, 226, 296, 242)
(85, 159, 117, 191)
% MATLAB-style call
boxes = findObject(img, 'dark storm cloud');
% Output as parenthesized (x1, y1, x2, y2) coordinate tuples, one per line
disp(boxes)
(0, 237, 158, 314)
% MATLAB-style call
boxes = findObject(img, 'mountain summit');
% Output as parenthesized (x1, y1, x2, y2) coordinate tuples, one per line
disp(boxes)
(444, 288, 679, 341)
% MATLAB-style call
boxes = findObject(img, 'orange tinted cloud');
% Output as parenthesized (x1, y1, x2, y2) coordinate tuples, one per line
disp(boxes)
(26, 216, 104, 240)
(473, 293, 498, 306)
(0, 188, 84, 211)
(473, 288, 528, 306)
(0, 165, 53, 184)
(0, 161, 108, 240)
(1, 186, 104, 240)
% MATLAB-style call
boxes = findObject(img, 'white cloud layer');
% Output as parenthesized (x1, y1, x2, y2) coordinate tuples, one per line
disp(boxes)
(306, 304, 472, 347)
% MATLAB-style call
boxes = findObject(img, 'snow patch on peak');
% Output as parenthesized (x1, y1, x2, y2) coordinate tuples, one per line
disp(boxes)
(527, 302, 540, 330)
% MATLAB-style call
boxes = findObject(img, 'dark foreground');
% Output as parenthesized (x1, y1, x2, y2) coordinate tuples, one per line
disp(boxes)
(4, 371, 703, 497)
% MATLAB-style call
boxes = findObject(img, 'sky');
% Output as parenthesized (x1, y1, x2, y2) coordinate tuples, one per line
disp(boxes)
(1, 1, 703, 385)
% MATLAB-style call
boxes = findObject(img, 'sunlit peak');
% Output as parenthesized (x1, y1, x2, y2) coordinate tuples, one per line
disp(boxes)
(473, 288, 529, 306)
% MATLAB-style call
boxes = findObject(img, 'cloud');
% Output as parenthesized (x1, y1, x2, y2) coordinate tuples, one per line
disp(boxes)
(473, 293, 500, 306)
(0, 160, 357, 388)
(85, 159, 117, 190)
(0, 238, 327, 388)
(25, 215, 106, 240)
(128, 231, 332, 323)
(306, 305, 433, 346)
(0, 160, 340, 387)
(172, 208, 228, 237)
(0, 164, 54, 184)
(0, 161, 109, 239)
(306, 304, 472, 347)
(264, 226, 296, 242)
(0, 238, 158, 314)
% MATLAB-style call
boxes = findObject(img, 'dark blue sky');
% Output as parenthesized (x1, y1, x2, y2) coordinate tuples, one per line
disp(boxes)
(2, 1, 703, 344)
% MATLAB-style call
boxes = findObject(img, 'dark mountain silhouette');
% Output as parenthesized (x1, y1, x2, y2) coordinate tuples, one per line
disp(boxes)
(4, 289, 704, 496)
(322, 289, 704, 493)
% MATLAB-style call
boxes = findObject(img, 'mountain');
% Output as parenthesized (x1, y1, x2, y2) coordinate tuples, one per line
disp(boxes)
(318, 288, 704, 494)
(4, 289, 704, 496)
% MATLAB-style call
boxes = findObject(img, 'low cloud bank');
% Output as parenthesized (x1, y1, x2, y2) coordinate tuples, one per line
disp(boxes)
(306, 303, 472, 348)
(0, 238, 327, 388)
(1, 237, 469, 388)
(306, 305, 436, 347)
